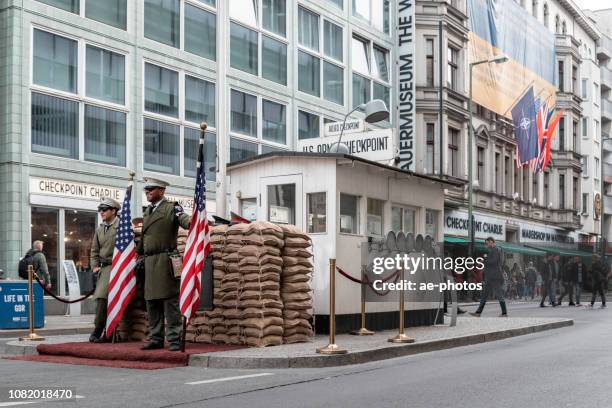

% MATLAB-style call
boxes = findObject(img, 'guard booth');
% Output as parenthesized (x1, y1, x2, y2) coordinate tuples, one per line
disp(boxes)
(227, 152, 463, 333)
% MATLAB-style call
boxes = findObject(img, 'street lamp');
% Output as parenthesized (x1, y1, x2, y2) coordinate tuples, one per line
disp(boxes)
(600, 136, 612, 257)
(330, 99, 390, 154)
(468, 55, 509, 256)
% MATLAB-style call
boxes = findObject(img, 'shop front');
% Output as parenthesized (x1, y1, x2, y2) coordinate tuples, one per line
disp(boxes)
(227, 152, 462, 332)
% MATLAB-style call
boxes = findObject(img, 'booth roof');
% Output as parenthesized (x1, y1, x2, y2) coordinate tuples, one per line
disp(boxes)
(227, 152, 465, 187)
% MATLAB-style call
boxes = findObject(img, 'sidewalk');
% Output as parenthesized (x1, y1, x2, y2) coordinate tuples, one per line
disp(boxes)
(5, 315, 572, 369)
(0, 314, 94, 339)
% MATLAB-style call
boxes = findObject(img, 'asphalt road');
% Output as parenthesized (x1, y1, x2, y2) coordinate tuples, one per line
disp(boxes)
(0, 301, 610, 408)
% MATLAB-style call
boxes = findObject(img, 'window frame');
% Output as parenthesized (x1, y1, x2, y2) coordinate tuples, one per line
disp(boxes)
(351, 0, 390, 35)
(307, 191, 327, 234)
(339, 192, 361, 235)
(29, 25, 130, 168)
(297, 5, 345, 104)
(350, 33, 390, 111)
(34, 0, 129, 31)
(141, 59, 217, 179)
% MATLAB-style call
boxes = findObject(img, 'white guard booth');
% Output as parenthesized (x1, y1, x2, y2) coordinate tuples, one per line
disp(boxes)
(226, 151, 462, 333)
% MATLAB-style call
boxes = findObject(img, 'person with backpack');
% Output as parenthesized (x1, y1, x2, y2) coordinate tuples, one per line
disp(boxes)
(540, 253, 557, 307)
(470, 236, 508, 317)
(525, 261, 537, 299)
(20, 241, 51, 291)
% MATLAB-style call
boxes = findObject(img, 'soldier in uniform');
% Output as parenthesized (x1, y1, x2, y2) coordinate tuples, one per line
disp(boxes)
(89, 197, 121, 343)
(137, 178, 190, 351)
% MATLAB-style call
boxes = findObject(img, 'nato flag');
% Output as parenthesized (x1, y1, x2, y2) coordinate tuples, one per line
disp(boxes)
(512, 87, 539, 165)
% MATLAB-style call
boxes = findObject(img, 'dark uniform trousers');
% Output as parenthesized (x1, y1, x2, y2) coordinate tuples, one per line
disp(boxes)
(93, 299, 107, 337)
(146, 297, 182, 345)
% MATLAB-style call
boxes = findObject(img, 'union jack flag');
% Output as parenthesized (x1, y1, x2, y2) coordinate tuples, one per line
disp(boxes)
(179, 135, 211, 321)
(106, 186, 137, 336)
(534, 97, 564, 173)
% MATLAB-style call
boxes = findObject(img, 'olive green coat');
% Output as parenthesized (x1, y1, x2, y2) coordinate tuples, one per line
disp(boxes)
(136, 199, 190, 300)
(90, 217, 119, 300)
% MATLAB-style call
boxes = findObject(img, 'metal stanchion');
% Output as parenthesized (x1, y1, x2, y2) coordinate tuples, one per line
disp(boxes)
(351, 266, 374, 336)
(317, 259, 347, 354)
(388, 268, 414, 343)
(19, 265, 45, 342)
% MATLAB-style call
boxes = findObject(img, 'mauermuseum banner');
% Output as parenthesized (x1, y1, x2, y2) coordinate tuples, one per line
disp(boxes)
(396, 0, 416, 171)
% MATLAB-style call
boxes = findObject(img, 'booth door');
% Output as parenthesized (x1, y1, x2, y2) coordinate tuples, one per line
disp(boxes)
(260, 175, 303, 229)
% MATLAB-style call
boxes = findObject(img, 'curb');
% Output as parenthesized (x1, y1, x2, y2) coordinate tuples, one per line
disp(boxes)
(188, 319, 573, 369)
(0, 327, 93, 339)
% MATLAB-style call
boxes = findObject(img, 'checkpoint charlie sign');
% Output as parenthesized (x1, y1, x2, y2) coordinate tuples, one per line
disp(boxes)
(298, 129, 394, 162)
(30, 177, 124, 202)
(444, 210, 506, 241)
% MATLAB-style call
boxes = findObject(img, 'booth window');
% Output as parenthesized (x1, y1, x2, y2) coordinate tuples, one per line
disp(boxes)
(366, 198, 384, 237)
(307, 192, 326, 233)
(425, 209, 439, 239)
(241, 198, 257, 221)
(340, 193, 359, 234)
(391, 206, 415, 234)
(267, 184, 295, 225)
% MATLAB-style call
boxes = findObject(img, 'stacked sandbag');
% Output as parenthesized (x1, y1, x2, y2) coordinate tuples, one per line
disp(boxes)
(202, 224, 228, 343)
(238, 221, 285, 347)
(280, 225, 314, 344)
(117, 298, 148, 341)
(218, 223, 249, 344)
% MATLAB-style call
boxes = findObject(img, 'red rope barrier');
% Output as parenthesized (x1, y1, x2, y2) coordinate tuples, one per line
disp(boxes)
(34, 275, 95, 304)
(335, 266, 402, 296)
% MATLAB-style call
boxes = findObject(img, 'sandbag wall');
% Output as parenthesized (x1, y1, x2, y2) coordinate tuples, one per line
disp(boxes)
(186, 221, 314, 347)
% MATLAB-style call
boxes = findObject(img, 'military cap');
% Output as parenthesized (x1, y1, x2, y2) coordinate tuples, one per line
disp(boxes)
(143, 177, 169, 189)
(98, 197, 121, 210)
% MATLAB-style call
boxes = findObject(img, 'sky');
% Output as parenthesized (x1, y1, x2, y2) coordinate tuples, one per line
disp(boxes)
(574, 0, 612, 11)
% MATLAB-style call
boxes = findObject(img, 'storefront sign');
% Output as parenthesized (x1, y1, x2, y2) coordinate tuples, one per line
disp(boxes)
(519, 222, 575, 243)
(325, 119, 364, 137)
(30, 177, 123, 202)
(396, 0, 416, 171)
(444, 210, 505, 240)
(62, 260, 81, 316)
(298, 129, 394, 162)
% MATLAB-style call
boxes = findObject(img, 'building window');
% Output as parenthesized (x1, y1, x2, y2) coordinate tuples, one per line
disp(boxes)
(532, 0, 538, 18)
(562, 20, 567, 34)
(144, 0, 217, 60)
(447, 46, 459, 91)
(572, 65, 578, 94)
(329, 0, 343, 8)
(33, 30, 78, 93)
(229, 89, 288, 158)
(582, 117, 588, 137)
(262, 0, 286, 36)
(426, 123, 435, 174)
(448, 128, 459, 177)
(543, 3, 549, 27)
(185, 75, 215, 125)
(425, 209, 439, 238)
(582, 193, 589, 214)
(352, 36, 389, 109)
(558, 60, 564, 91)
(505, 155, 512, 196)
(477, 147, 485, 187)
(573, 121, 578, 152)
(352, 0, 390, 34)
(262, 36, 288, 85)
(391, 206, 415, 234)
(426, 39, 434, 86)
(573, 176, 579, 210)
(533, 173, 538, 203)
(523, 168, 529, 201)
(36, 0, 79, 13)
(495, 153, 501, 194)
(307, 192, 327, 233)
(366, 198, 384, 237)
(559, 174, 565, 209)
(340, 193, 360, 234)
(241, 197, 257, 221)
(143, 118, 179, 174)
(298, 110, 320, 140)
(594, 83, 600, 105)
(86, 0, 127, 30)
(184, 128, 216, 182)
(230, 22, 259, 76)
(595, 158, 600, 179)
(514, 161, 520, 198)
(544, 172, 549, 205)
(581, 78, 588, 99)
(555, 15, 560, 34)
(558, 117, 565, 150)
(144, 63, 179, 117)
(31, 29, 128, 166)
(86, 46, 125, 105)
(594, 119, 600, 140)
(581, 156, 588, 177)
(267, 184, 296, 225)
(298, 7, 344, 104)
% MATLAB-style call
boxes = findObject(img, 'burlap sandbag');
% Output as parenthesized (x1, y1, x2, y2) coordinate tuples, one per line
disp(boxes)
(283, 299, 313, 310)
(185, 333, 196, 342)
(245, 335, 282, 347)
(212, 333, 229, 344)
(282, 265, 311, 276)
(238, 245, 281, 257)
(282, 248, 313, 258)
(241, 263, 282, 274)
(280, 224, 310, 240)
(281, 282, 311, 293)
(284, 326, 314, 337)
(283, 333, 312, 344)
(281, 292, 312, 302)
(221, 272, 241, 282)
(283, 318, 312, 329)
(224, 308, 241, 320)
(282, 256, 313, 268)
(240, 298, 283, 309)
(222, 252, 241, 263)
(227, 223, 250, 235)
(282, 273, 311, 283)
(239, 290, 281, 301)
(283, 237, 311, 248)
(246, 221, 284, 238)
(242, 234, 284, 247)
(212, 325, 227, 334)
(213, 259, 225, 270)
(243, 281, 280, 292)
(243, 326, 283, 338)
(195, 333, 212, 343)
(241, 307, 283, 319)
(242, 316, 283, 329)
(283, 310, 312, 320)
(243, 272, 281, 282)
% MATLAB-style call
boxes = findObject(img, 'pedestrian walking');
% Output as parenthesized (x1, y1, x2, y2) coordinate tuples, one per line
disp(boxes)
(525, 261, 537, 300)
(557, 257, 577, 306)
(575, 256, 585, 305)
(20, 241, 52, 291)
(470, 237, 507, 317)
(540, 253, 557, 307)
(590, 254, 608, 308)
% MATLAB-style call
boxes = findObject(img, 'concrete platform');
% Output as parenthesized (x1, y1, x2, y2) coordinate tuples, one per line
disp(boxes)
(3, 316, 573, 368)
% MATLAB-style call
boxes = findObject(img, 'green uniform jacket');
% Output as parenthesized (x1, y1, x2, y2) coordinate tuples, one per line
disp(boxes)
(90, 217, 119, 300)
(136, 199, 190, 300)
(29, 251, 50, 286)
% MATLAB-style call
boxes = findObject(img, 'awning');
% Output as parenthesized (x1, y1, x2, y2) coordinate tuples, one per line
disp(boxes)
(444, 236, 469, 244)
(524, 244, 594, 258)
(443, 236, 545, 256)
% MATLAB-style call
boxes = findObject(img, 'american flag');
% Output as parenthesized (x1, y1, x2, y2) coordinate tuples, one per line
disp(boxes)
(106, 186, 137, 336)
(179, 135, 211, 320)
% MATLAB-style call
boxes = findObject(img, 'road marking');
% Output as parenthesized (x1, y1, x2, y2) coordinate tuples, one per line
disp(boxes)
(185, 373, 274, 385)
(0, 395, 84, 407)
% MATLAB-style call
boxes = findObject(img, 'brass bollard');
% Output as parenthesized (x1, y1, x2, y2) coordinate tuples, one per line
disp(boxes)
(351, 266, 374, 336)
(317, 259, 347, 354)
(389, 268, 415, 343)
(19, 265, 45, 342)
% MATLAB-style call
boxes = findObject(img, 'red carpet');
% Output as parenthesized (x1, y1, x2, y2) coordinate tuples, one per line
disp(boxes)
(4, 342, 243, 370)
